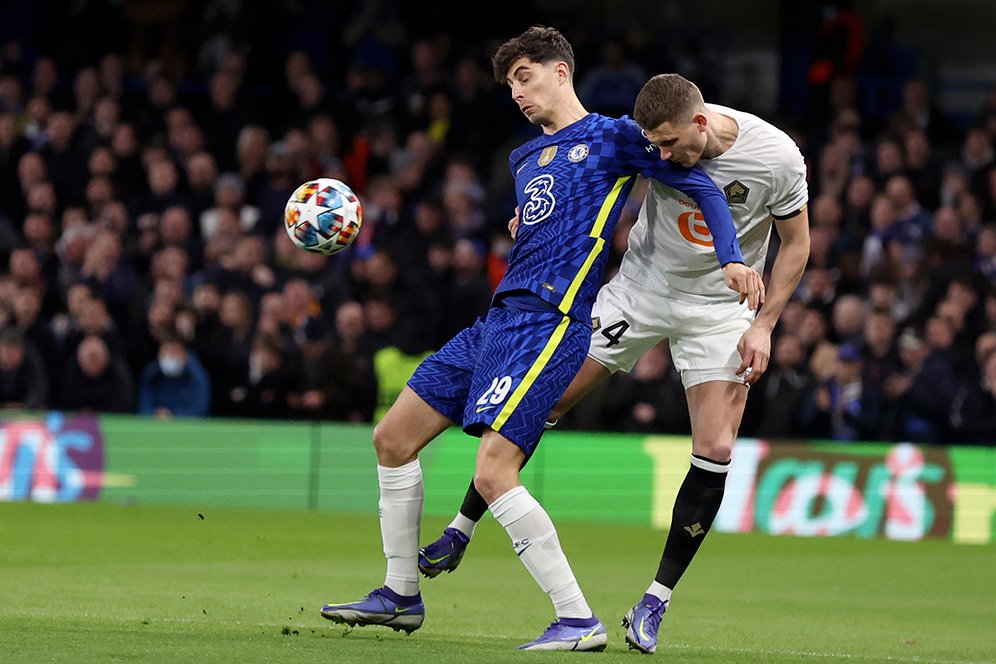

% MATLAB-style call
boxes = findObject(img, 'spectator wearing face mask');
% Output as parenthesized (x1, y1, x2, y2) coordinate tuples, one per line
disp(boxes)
(137, 336, 211, 417)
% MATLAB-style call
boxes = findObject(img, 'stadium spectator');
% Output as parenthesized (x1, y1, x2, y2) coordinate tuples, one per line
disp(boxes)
(830, 293, 867, 345)
(0, 326, 48, 410)
(60, 291, 128, 368)
(960, 126, 995, 196)
(40, 110, 87, 208)
(884, 174, 931, 233)
(186, 280, 227, 372)
(10, 284, 60, 385)
(902, 127, 943, 210)
(949, 345, 996, 444)
(79, 228, 140, 327)
(746, 333, 812, 438)
(184, 150, 219, 222)
(203, 234, 274, 309)
(302, 300, 378, 422)
(975, 224, 996, 279)
(885, 325, 958, 442)
(439, 238, 492, 342)
(886, 78, 958, 145)
(799, 342, 884, 441)
(228, 331, 293, 419)
(234, 124, 269, 194)
(137, 336, 211, 418)
(207, 289, 255, 416)
(871, 137, 906, 188)
(860, 307, 903, 395)
(198, 172, 261, 240)
(59, 333, 135, 413)
(8, 245, 59, 320)
(603, 342, 691, 435)
(281, 276, 328, 347)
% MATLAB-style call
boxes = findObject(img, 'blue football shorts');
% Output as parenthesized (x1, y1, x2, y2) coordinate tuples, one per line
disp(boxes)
(407, 305, 589, 454)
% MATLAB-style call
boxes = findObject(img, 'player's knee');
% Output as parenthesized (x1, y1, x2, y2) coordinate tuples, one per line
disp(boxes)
(372, 421, 413, 465)
(472, 472, 496, 504)
(692, 439, 733, 463)
(472, 469, 516, 505)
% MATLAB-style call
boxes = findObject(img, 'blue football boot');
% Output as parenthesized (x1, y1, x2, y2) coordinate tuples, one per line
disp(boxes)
(621, 594, 667, 653)
(418, 528, 470, 578)
(518, 617, 608, 651)
(320, 586, 424, 634)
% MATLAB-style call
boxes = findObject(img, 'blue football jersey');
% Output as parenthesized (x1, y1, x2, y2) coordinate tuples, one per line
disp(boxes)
(496, 113, 741, 323)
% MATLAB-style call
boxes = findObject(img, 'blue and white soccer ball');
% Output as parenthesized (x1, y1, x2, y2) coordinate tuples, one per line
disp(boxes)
(284, 177, 363, 256)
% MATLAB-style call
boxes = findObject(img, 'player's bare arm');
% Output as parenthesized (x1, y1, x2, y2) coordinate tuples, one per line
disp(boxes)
(736, 207, 810, 385)
(722, 262, 765, 310)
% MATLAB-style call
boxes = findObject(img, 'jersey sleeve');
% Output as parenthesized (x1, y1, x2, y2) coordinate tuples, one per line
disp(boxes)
(612, 117, 744, 265)
(652, 162, 744, 265)
(769, 139, 809, 218)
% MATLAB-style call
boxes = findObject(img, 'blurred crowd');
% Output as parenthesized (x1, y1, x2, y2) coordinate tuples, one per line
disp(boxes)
(0, 1, 993, 444)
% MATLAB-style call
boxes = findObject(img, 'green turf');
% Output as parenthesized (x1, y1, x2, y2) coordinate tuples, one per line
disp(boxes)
(1, 502, 994, 663)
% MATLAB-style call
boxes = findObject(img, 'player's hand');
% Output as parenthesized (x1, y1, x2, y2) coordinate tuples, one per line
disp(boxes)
(508, 207, 520, 240)
(722, 262, 765, 310)
(735, 323, 772, 386)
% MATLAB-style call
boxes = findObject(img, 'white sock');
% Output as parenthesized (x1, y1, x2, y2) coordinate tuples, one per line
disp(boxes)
(490, 485, 591, 619)
(646, 580, 673, 605)
(448, 512, 478, 539)
(377, 460, 423, 597)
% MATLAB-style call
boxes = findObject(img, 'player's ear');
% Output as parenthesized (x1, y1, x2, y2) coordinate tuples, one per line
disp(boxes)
(693, 112, 708, 132)
(556, 60, 571, 84)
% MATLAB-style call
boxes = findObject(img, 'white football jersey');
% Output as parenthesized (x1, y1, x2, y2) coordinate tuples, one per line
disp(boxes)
(618, 103, 808, 299)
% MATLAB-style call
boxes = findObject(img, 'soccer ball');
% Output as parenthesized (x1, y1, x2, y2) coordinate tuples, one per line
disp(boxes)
(284, 178, 363, 256)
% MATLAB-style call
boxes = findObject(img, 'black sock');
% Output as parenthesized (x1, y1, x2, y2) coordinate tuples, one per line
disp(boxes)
(655, 455, 729, 589)
(458, 478, 489, 521)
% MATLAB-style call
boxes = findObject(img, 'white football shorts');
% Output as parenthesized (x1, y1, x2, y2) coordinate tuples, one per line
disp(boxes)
(587, 270, 755, 389)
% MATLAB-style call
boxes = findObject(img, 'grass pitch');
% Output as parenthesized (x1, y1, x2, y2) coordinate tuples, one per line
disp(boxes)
(1, 502, 994, 663)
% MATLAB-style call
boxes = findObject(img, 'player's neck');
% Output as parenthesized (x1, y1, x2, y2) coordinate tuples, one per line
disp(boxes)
(543, 97, 588, 135)
(701, 110, 738, 159)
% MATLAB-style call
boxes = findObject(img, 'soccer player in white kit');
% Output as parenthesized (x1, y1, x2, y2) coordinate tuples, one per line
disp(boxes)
(419, 73, 811, 654)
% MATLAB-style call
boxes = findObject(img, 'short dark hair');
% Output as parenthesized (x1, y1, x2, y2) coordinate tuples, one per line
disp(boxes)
(492, 26, 575, 84)
(633, 73, 705, 131)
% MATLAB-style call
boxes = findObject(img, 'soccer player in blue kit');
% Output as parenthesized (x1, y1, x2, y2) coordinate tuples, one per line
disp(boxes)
(320, 26, 757, 651)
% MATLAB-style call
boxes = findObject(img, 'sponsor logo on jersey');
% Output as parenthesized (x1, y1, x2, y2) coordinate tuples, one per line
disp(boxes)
(591, 316, 601, 331)
(724, 180, 749, 204)
(677, 211, 714, 247)
(567, 143, 589, 162)
(538, 145, 558, 166)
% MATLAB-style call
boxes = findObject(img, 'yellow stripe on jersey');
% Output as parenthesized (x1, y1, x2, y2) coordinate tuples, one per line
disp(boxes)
(558, 175, 631, 314)
(492, 314, 571, 432)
